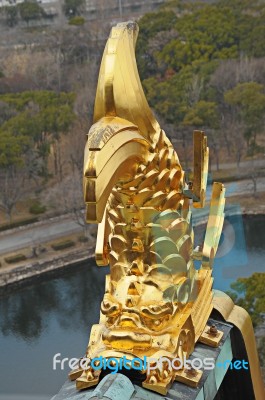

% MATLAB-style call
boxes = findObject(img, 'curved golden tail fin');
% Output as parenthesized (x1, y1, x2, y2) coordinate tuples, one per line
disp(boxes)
(93, 22, 160, 138)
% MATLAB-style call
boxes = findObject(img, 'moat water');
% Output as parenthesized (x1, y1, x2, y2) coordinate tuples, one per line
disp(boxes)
(0, 215, 264, 399)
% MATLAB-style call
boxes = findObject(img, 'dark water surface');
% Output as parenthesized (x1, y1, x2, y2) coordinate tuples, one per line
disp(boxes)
(0, 215, 264, 399)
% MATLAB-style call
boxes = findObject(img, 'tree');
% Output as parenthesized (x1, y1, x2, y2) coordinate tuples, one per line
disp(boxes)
(208, 56, 265, 161)
(224, 82, 265, 153)
(18, 1, 45, 25)
(182, 100, 219, 129)
(0, 90, 77, 224)
(226, 272, 265, 377)
(223, 118, 246, 168)
(66, 118, 88, 174)
(0, 129, 30, 168)
(226, 272, 265, 327)
(149, 4, 240, 76)
(137, 10, 177, 79)
(0, 91, 76, 178)
(4, 6, 18, 27)
(63, 0, 85, 18)
(136, 0, 265, 140)
(0, 166, 31, 223)
(42, 170, 90, 235)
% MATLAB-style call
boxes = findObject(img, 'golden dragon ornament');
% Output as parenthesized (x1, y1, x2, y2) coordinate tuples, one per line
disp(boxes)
(70, 21, 227, 395)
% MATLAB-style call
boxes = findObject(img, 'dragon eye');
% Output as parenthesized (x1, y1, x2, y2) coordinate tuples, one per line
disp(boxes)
(101, 295, 121, 317)
(151, 305, 161, 312)
(140, 302, 173, 320)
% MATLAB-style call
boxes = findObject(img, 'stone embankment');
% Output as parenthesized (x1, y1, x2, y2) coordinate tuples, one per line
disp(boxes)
(0, 247, 93, 295)
(0, 199, 264, 293)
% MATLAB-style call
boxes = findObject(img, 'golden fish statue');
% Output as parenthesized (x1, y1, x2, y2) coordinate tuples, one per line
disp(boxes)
(69, 22, 263, 398)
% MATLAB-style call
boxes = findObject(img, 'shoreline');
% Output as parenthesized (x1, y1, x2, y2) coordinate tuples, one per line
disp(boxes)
(0, 211, 264, 296)
(0, 247, 94, 296)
